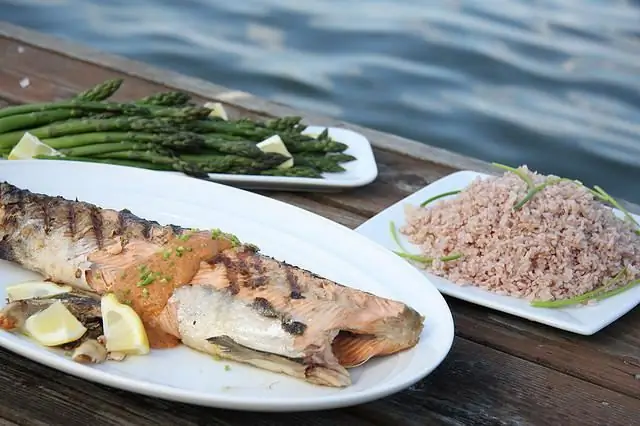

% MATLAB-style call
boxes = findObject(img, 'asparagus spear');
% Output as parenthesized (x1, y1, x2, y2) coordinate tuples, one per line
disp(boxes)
(0, 101, 211, 120)
(73, 79, 124, 101)
(89, 150, 208, 177)
(135, 91, 192, 107)
(58, 142, 169, 157)
(90, 91, 193, 119)
(42, 131, 204, 151)
(280, 136, 348, 154)
(0, 109, 89, 134)
(202, 137, 266, 158)
(292, 153, 356, 172)
(291, 155, 344, 173)
(258, 166, 322, 178)
(178, 152, 289, 173)
(264, 116, 306, 133)
(181, 120, 347, 153)
(0, 117, 184, 149)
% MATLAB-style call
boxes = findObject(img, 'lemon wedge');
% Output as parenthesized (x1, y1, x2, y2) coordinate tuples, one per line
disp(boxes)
(7, 132, 64, 160)
(101, 293, 149, 355)
(256, 135, 294, 169)
(6, 280, 72, 302)
(204, 101, 229, 120)
(24, 301, 87, 347)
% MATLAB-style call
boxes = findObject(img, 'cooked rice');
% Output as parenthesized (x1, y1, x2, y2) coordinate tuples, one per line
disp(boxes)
(400, 166, 640, 301)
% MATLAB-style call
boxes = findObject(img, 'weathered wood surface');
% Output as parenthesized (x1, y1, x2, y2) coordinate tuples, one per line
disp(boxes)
(0, 21, 639, 426)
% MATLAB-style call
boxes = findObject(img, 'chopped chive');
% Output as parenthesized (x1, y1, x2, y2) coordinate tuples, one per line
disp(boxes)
(530, 268, 629, 308)
(136, 274, 155, 287)
(389, 220, 408, 252)
(211, 228, 241, 246)
(224, 365, 231, 371)
(389, 221, 463, 265)
(162, 250, 172, 260)
(419, 190, 461, 208)
(591, 185, 640, 230)
(594, 278, 640, 301)
(492, 163, 534, 188)
(141, 288, 150, 298)
(513, 178, 562, 210)
(394, 251, 462, 264)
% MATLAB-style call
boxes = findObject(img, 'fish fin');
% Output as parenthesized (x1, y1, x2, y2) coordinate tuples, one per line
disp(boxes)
(207, 335, 351, 387)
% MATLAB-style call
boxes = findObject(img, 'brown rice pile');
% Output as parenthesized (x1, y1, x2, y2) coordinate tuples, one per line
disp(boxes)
(400, 166, 640, 301)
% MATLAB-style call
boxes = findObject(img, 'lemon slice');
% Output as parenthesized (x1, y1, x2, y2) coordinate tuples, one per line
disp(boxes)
(101, 293, 149, 355)
(7, 132, 64, 160)
(24, 301, 87, 347)
(256, 135, 294, 169)
(6, 280, 72, 302)
(204, 101, 229, 120)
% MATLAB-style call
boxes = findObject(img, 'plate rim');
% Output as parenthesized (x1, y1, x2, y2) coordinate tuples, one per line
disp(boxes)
(355, 169, 640, 335)
(0, 160, 454, 412)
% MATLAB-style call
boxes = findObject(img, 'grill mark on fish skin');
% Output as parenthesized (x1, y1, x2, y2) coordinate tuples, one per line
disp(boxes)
(140, 218, 152, 240)
(249, 255, 268, 288)
(41, 198, 51, 235)
(0, 235, 15, 262)
(250, 297, 278, 318)
(0, 183, 21, 230)
(281, 317, 307, 336)
(209, 253, 240, 294)
(284, 266, 304, 299)
(290, 290, 305, 299)
(67, 202, 77, 238)
(237, 251, 266, 289)
(116, 209, 127, 236)
(89, 205, 104, 249)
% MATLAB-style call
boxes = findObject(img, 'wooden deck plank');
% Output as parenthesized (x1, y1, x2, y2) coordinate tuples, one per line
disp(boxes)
(0, 21, 639, 424)
(0, 339, 638, 426)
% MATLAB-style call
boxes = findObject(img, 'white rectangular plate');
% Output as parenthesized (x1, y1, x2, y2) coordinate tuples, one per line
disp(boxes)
(206, 126, 378, 191)
(0, 160, 452, 412)
(355, 170, 640, 335)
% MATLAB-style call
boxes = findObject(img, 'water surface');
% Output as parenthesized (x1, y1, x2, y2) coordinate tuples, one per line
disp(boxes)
(3, 0, 640, 201)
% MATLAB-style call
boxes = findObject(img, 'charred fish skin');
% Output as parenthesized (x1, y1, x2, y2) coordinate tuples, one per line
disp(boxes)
(0, 181, 192, 290)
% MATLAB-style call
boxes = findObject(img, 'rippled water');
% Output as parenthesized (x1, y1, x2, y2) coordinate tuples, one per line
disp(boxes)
(3, 0, 640, 201)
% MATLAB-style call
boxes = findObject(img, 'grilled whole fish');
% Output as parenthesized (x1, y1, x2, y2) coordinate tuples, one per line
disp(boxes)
(0, 182, 424, 387)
